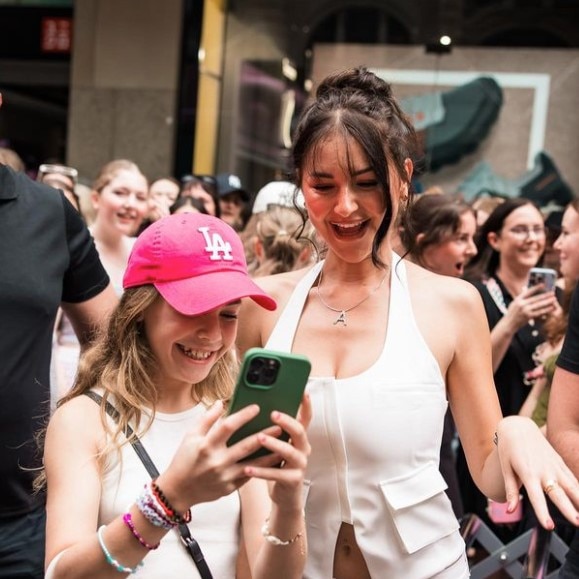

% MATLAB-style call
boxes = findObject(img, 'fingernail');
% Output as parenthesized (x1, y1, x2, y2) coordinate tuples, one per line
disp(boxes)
(271, 411, 280, 420)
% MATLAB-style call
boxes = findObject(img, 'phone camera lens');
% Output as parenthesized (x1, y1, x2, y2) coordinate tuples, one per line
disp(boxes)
(246, 357, 280, 386)
(247, 357, 267, 384)
(247, 370, 260, 383)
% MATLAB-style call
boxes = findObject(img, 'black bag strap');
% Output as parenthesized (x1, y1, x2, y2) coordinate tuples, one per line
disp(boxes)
(84, 391, 213, 579)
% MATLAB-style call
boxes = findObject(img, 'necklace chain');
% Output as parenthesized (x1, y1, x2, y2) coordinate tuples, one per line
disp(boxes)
(316, 268, 388, 327)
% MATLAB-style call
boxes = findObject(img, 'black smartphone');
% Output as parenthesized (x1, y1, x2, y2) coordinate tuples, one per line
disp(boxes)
(528, 267, 557, 292)
(226, 347, 311, 460)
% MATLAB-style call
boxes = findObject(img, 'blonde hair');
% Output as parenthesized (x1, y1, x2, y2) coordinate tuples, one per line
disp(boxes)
(92, 159, 147, 193)
(247, 206, 315, 276)
(59, 286, 237, 463)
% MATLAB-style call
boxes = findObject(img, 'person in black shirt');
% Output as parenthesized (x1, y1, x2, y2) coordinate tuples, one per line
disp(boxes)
(0, 87, 118, 579)
(548, 285, 579, 578)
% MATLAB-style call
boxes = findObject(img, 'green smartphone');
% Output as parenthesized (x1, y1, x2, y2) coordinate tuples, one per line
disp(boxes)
(226, 347, 311, 460)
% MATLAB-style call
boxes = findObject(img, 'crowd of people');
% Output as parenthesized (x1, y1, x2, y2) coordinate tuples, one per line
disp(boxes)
(1, 66, 579, 578)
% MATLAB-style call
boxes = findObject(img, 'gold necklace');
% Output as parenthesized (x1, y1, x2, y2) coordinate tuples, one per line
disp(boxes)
(316, 268, 388, 327)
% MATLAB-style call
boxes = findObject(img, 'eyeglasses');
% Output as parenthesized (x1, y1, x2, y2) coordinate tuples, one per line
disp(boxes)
(506, 225, 546, 239)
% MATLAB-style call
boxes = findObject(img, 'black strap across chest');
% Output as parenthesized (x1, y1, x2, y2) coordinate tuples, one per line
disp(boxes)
(84, 391, 213, 579)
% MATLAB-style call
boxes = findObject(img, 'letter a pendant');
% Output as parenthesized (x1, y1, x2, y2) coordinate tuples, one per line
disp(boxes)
(334, 311, 347, 326)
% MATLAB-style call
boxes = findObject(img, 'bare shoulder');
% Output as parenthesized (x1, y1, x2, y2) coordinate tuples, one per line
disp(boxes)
(47, 395, 104, 450)
(252, 267, 306, 301)
(403, 260, 486, 371)
(238, 267, 309, 352)
(404, 259, 482, 311)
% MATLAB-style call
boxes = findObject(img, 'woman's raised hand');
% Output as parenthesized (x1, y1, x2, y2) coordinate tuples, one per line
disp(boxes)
(496, 415, 579, 529)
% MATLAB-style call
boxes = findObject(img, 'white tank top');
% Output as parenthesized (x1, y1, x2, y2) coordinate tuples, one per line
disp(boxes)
(99, 403, 241, 578)
(266, 256, 469, 578)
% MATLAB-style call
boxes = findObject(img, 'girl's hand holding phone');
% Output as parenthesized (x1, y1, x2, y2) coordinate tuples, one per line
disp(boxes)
(155, 400, 284, 513)
(243, 393, 312, 511)
(158, 349, 313, 515)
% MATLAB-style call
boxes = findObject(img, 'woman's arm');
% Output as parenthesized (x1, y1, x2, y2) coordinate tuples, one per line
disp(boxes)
(45, 396, 170, 578)
(448, 285, 579, 528)
(446, 284, 506, 500)
(45, 397, 305, 578)
(239, 480, 306, 579)
(238, 398, 311, 579)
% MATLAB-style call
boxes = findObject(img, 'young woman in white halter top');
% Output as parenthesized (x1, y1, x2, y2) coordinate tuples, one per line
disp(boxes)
(237, 66, 579, 579)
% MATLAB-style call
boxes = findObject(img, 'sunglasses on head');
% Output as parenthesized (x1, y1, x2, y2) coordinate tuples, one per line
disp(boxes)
(181, 174, 217, 194)
(38, 163, 78, 184)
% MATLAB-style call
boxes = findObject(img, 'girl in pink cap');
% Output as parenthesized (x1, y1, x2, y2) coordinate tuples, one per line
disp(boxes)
(42, 213, 311, 578)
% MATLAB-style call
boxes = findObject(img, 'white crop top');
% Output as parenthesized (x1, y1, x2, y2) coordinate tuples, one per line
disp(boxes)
(265, 256, 469, 578)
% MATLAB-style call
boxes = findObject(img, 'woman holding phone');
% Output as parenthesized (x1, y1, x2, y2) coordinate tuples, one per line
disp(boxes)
(42, 213, 310, 578)
(236, 67, 579, 578)
(464, 197, 560, 416)
(459, 198, 560, 539)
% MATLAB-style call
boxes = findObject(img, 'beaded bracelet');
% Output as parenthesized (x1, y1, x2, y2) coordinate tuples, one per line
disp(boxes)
(136, 484, 175, 530)
(151, 479, 191, 525)
(123, 512, 160, 550)
(261, 518, 303, 546)
(97, 525, 144, 574)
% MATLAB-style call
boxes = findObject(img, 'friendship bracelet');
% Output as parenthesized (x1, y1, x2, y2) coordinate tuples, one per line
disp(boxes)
(123, 512, 160, 550)
(261, 518, 304, 546)
(136, 484, 175, 529)
(97, 525, 144, 574)
(151, 479, 192, 525)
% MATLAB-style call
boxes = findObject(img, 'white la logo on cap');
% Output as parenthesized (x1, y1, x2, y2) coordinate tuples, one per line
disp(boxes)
(198, 226, 233, 261)
(228, 175, 242, 189)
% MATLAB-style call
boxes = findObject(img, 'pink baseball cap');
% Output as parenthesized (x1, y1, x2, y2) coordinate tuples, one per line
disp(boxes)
(123, 213, 277, 315)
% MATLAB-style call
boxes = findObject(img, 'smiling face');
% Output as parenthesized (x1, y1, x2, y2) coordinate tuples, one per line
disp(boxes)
(301, 136, 403, 264)
(93, 168, 149, 236)
(554, 204, 579, 281)
(488, 203, 546, 273)
(421, 211, 478, 277)
(143, 297, 240, 391)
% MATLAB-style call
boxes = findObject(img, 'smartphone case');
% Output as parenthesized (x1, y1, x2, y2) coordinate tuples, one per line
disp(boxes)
(528, 267, 557, 292)
(226, 347, 311, 459)
(487, 496, 523, 524)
